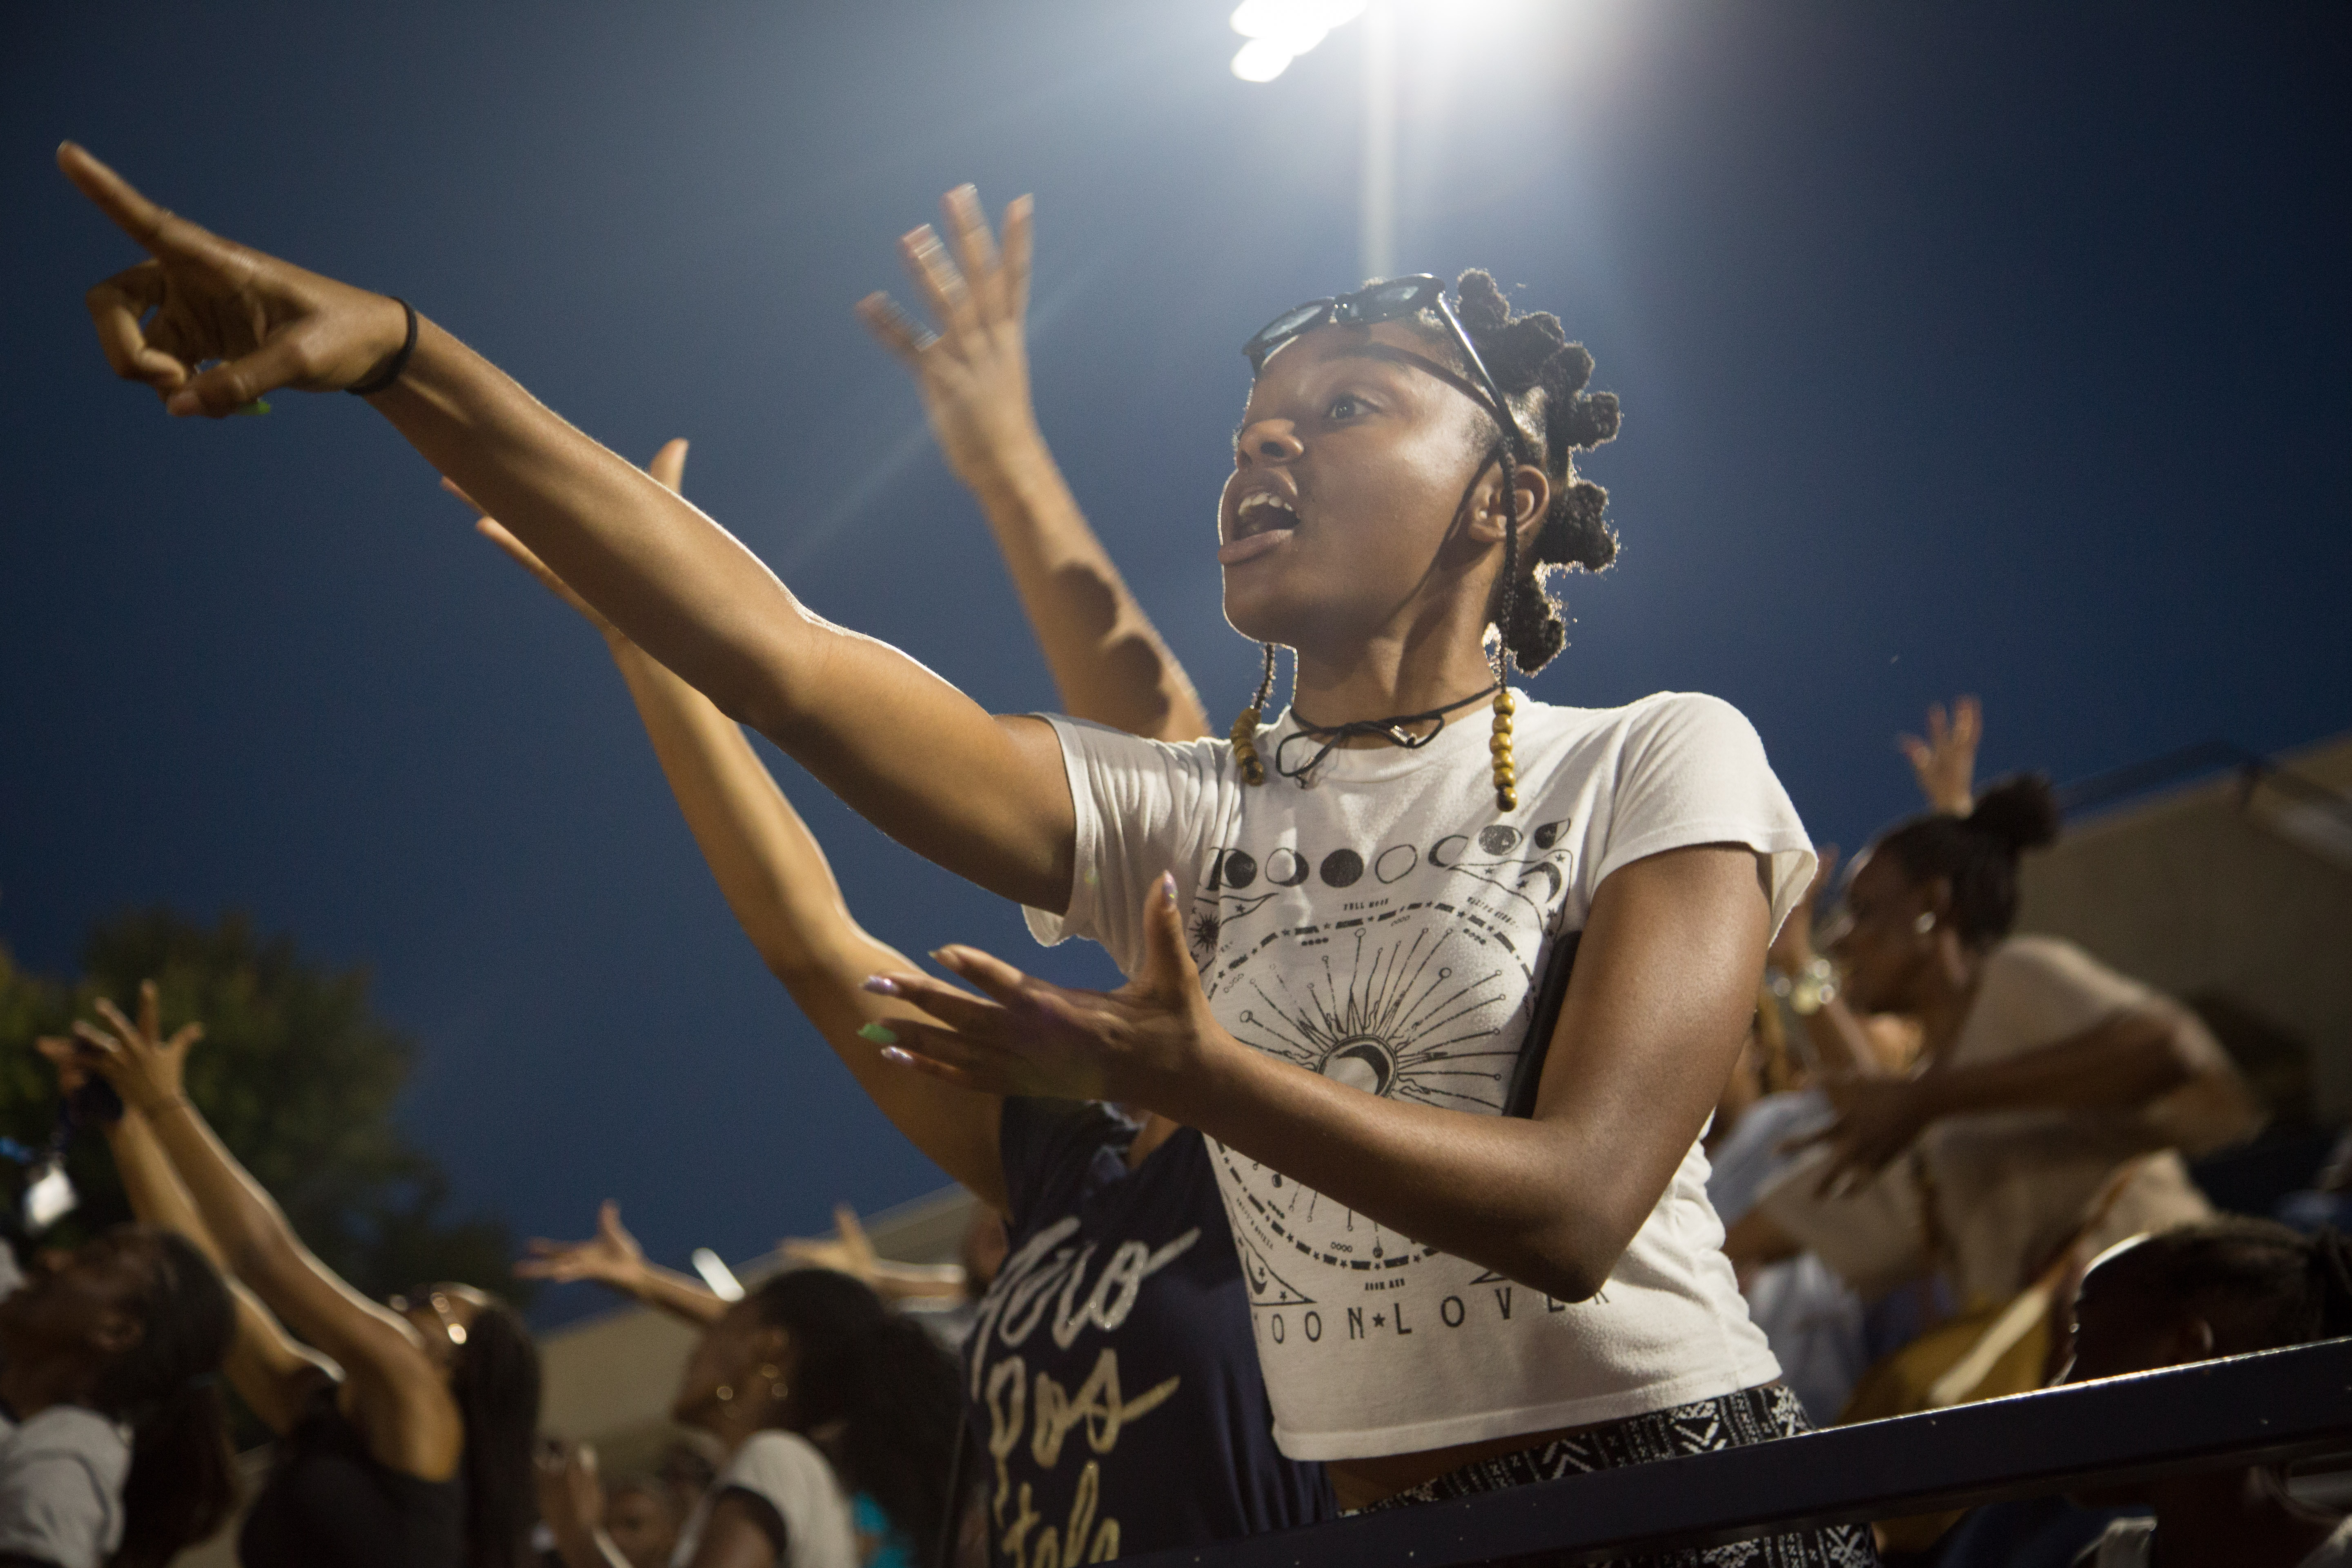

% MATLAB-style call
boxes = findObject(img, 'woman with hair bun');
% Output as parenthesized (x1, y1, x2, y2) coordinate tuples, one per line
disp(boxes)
(58, 984, 542, 1568)
(1755, 774, 2263, 1309)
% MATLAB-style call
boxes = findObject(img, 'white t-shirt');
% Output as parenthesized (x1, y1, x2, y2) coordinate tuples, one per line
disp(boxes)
(0, 1404, 131, 1568)
(1026, 692, 1815, 1459)
(671, 1429, 858, 1568)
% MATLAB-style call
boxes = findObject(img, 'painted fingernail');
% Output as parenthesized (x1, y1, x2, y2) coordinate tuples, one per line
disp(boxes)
(858, 1022, 898, 1047)
(880, 1046, 915, 1065)
(929, 947, 958, 965)
(1160, 871, 1177, 904)
(863, 976, 901, 996)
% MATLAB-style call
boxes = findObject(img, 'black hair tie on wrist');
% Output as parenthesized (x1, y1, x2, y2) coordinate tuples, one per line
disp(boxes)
(345, 297, 418, 396)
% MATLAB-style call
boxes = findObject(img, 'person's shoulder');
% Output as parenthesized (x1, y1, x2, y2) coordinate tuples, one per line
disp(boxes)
(1984, 935, 2138, 996)
(1047, 713, 1232, 767)
(1521, 690, 1760, 746)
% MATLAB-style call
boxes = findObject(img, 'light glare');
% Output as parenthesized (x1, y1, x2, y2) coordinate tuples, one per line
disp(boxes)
(1232, 38, 1296, 81)
(1230, 0, 1368, 82)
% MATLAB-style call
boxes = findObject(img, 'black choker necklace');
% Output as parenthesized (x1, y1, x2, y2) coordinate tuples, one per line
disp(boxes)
(1274, 683, 1501, 785)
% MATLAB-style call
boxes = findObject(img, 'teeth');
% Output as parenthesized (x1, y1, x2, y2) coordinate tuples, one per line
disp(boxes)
(1238, 493, 1297, 528)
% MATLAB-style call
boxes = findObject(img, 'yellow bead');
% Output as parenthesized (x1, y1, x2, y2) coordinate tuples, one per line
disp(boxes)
(1498, 789, 1518, 811)
(1490, 734, 1512, 755)
(1494, 764, 1517, 785)
(1492, 713, 1512, 735)
(1493, 689, 1516, 714)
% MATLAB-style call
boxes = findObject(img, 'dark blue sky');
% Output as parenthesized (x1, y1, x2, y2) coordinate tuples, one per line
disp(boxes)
(5, 3, 2346, 1325)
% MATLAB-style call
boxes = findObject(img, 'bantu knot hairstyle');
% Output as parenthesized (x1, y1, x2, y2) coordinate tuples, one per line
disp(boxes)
(1445, 269, 1621, 674)
(2093, 1219, 2352, 1355)
(1873, 773, 2060, 946)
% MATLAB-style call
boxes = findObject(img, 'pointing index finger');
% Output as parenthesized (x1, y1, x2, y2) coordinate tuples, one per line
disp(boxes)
(57, 143, 175, 254)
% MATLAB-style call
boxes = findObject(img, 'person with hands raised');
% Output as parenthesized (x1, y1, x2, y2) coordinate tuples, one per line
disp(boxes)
(521, 1209, 952, 1568)
(855, 187, 1209, 745)
(475, 428, 1329, 1564)
(68, 150, 1836, 1553)
(1746, 774, 2261, 1312)
(0, 1025, 239, 1568)
(61, 982, 543, 1568)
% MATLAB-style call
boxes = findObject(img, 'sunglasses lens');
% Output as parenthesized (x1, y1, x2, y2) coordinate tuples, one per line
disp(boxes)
(1362, 278, 1436, 314)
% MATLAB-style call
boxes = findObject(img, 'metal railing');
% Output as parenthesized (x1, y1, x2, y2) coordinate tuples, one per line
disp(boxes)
(1124, 1337, 2352, 1567)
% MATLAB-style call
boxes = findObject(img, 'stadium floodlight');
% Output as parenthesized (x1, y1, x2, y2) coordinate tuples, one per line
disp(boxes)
(1229, 0, 1369, 82)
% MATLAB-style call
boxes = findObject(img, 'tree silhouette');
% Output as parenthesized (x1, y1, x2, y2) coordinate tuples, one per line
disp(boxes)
(0, 909, 528, 1308)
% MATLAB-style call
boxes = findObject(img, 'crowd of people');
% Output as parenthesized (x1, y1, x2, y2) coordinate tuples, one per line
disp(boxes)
(2, 142, 2343, 1568)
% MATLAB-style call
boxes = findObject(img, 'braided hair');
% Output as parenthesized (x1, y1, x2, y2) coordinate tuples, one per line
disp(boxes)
(2095, 1219, 2352, 1354)
(1441, 269, 1621, 675)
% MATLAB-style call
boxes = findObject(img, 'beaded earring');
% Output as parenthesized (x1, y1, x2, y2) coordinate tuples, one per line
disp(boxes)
(1230, 642, 1277, 786)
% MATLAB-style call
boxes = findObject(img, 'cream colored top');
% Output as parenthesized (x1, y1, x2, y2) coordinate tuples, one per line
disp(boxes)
(1760, 936, 2261, 1304)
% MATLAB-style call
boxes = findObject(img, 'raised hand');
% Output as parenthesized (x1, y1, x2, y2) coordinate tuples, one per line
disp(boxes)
(779, 1203, 881, 1285)
(58, 143, 412, 416)
(519, 1200, 649, 1289)
(863, 874, 1226, 1108)
(70, 979, 203, 1116)
(855, 186, 1042, 490)
(1898, 695, 1982, 816)
(1788, 1073, 1935, 1197)
(463, 439, 692, 637)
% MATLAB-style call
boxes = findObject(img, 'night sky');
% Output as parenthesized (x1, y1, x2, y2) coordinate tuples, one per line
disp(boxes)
(4, 2, 2346, 1325)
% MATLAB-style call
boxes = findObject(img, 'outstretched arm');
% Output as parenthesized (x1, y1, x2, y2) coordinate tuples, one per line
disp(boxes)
(41, 1014, 332, 1434)
(72, 991, 462, 1479)
(59, 144, 1074, 912)
(517, 1201, 729, 1329)
(1793, 1001, 2248, 1192)
(467, 439, 1004, 1207)
(858, 189, 1209, 744)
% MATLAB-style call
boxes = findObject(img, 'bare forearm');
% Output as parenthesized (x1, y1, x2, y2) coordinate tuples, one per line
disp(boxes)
(604, 640, 1008, 1207)
(368, 323, 1074, 906)
(609, 639, 880, 979)
(143, 1100, 310, 1284)
(1923, 1012, 2194, 1118)
(1172, 1042, 1636, 1302)
(104, 1110, 227, 1265)
(966, 437, 1209, 743)
(622, 1263, 731, 1328)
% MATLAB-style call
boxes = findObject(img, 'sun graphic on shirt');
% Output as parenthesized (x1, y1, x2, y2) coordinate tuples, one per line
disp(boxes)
(1224, 918, 1528, 1113)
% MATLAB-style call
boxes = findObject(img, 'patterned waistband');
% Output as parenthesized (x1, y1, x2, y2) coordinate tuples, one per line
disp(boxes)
(1360, 1384, 1877, 1566)
(1367, 1382, 1814, 1508)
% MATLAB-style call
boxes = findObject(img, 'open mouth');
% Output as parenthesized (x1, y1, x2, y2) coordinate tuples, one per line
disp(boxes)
(1221, 490, 1298, 565)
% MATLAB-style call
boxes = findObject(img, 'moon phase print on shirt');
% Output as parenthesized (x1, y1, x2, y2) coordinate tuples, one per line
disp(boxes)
(1196, 824, 1574, 1297)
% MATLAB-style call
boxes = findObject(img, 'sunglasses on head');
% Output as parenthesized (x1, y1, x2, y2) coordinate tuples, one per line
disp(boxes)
(1241, 274, 1527, 451)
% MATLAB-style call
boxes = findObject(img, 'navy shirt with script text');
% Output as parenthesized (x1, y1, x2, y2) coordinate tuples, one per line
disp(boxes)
(967, 1098, 1333, 1566)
